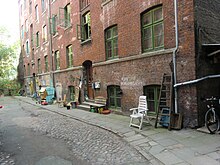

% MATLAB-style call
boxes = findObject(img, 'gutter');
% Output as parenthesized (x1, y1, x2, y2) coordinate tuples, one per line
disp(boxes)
(174, 74, 220, 87)
(48, 0, 55, 87)
(173, 0, 179, 113)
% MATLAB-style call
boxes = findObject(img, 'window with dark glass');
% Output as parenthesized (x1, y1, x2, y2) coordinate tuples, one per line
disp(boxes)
(27, 63, 30, 75)
(143, 85, 160, 114)
(77, 12, 91, 42)
(141, 6, 164, 52)
(44, 55, 48, 72)
(51, 15, 58, 35)
(105, 26, 118, 60)
(107, 85, 122, 109)
(36, 31, 39, 47)
(69, 86, 75, 101)
(37, 58, 41, 73)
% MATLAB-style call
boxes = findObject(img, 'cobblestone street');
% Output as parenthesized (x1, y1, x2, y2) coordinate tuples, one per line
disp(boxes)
(0, 97, 149, 165)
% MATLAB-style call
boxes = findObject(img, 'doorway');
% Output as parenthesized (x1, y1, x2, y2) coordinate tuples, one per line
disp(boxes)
(82, 60, 93, 99)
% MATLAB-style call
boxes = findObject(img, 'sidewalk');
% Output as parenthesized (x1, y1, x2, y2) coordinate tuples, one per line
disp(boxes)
(16, 96, 220, 165)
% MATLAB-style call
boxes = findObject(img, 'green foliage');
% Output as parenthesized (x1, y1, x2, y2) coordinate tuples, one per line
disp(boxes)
(0, 26, 19, 79)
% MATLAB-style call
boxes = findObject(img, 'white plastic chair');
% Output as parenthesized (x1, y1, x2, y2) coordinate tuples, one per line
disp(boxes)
(129, 96, 148, 130)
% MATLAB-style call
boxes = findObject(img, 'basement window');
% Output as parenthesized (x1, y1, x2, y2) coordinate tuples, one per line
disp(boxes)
(143, 85, 160, 114)
(107, 85, 122, 110)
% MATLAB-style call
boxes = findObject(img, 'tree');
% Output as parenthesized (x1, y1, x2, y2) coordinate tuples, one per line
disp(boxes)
(0, 27, 19, 79)
(0, 26, 20, 94)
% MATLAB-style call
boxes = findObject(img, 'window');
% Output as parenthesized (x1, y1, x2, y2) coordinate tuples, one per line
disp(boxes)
(54, 50, 60, 70)
(77, 12, 91, 42)
(35, 5, 39, 20)
(41, 0, 46, 13)
(27, 63, 30, 76)
(36, 31, 39, 47)
(44, 55, 48, 72)
(105, 26, 118, 60)
(141, 6, 164, 52)
(25, 19, 28, 33)
(64, 4, 71, 28)
(24, 0, 26, 9)
(20, 5, 23, 16)
(37, 58, 41, 73)
(29, 0, 32, 14)
(58, 4, 71, 28)
(21, 25, 24, 39)
(26, 40, 29, 55)
(66, 45, 73, 67)
(80, 0, 90, 10)
(107, 85, 122, 109)
(42, 25, 47, 42)
(143, 85, 160, 114)
(31, 48, 34, 60)
(51, 15, 58, 35)
(24, 65, 26, 76)
(69, 86, 75, 101)
(30, 24, 34, 47)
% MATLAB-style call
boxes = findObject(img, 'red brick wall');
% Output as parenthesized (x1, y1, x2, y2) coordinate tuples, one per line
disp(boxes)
(19, 0, 200, 127)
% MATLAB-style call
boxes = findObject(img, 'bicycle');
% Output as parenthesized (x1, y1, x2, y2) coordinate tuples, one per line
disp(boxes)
(204, 96, 220, 134)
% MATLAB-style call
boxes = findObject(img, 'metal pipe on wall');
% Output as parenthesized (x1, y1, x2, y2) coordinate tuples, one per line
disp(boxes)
(173, 0, 179, 113)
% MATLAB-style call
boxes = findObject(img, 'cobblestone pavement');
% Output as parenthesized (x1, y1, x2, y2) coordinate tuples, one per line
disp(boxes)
(16, 101, 149, 165)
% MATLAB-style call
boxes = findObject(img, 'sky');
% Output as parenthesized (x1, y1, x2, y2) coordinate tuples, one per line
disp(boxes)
(0, 0, 20, 44)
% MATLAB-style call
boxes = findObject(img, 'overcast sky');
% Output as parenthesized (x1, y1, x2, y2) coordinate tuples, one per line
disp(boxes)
(0, 0, 20, 44)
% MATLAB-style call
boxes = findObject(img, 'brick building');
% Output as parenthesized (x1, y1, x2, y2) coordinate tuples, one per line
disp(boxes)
(18, 0, 220, 128)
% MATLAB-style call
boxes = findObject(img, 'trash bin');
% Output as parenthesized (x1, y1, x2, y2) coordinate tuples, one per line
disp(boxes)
(90, 106, 96, 113)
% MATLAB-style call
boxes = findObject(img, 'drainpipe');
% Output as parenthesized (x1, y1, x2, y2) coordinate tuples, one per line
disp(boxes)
(48, 0, 55, 88)
(173, 0, 179, 113)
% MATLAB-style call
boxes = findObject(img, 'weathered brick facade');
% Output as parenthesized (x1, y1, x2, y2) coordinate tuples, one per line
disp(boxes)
(18, 0, 220, 128)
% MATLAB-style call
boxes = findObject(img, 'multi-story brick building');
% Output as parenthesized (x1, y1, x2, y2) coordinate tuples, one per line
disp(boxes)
(18, 0, 220, 128)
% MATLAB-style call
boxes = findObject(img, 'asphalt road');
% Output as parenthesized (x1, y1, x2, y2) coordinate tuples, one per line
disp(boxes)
(0, 97, 148, 165)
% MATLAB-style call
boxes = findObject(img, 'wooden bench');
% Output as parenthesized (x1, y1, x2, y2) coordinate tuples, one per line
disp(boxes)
(90, 96, 107, 113)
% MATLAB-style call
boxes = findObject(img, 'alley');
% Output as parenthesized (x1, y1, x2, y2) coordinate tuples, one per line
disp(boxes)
(0, 96, 149, 165)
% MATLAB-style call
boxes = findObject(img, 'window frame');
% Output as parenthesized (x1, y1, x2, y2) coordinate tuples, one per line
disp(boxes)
(44, 55, 48, 72)
(64, 4, 71, 28)
(66, 45, 73, 68)
(143, 85, 160, 114)
(35, 5, 39, 21)
(41, 0, 46, 13)
(107, 85, 122, 110)
(36, 31, 40, 47)
(51, 15, 58, 35)
(141, 6, 164, 52)
(42, 25, 47, 43)
(105, 25, 118, 60)
(54, 50, 60, 70)
(27, 63, 30, 76)
(26, 40, 30, 55)
(37, 58, 41, 73)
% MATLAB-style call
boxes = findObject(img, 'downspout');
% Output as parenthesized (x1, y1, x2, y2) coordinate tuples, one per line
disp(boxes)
(48, 0, 54, 88)
(173, 0, 179, 113)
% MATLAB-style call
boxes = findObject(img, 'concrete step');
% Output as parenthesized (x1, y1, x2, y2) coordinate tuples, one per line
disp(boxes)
(77, 104, 90, 111)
